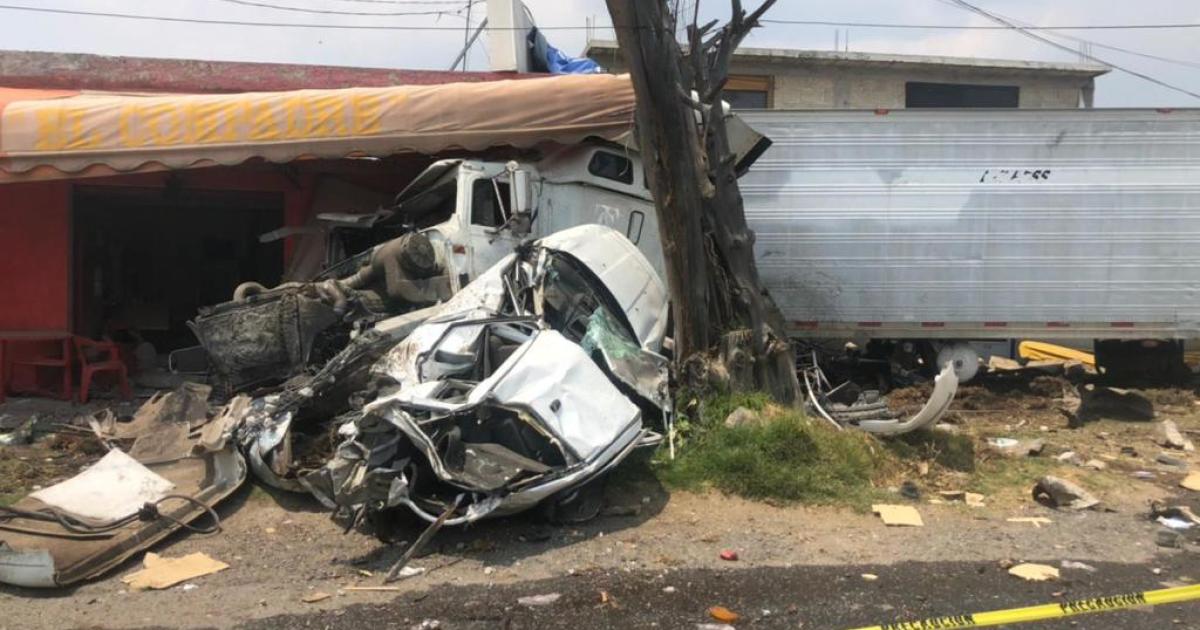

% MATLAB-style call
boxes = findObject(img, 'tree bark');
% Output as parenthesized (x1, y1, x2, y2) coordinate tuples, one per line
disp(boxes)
(606, 0, 800, 403)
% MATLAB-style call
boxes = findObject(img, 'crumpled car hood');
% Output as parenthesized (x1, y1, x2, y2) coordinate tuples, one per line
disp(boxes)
(243, 225, 670, 526)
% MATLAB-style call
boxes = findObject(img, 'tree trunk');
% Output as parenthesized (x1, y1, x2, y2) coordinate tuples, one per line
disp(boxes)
(606, 0, 799, 403)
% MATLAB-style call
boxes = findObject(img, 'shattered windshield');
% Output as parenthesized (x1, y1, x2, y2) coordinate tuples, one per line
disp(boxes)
(396, 171, 458, 230)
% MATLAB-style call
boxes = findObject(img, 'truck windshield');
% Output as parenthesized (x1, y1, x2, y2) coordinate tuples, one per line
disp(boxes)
(399, 171, 459, 229)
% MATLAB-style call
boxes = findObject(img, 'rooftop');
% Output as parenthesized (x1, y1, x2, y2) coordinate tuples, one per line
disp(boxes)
(0, 50, 540, 94)
(583, 40, 1110, 78)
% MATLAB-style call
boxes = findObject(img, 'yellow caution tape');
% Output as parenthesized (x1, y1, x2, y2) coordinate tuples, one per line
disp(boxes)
(849, 583, 1200, 630)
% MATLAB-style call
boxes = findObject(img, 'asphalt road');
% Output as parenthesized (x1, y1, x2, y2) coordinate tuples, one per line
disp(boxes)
(237, 557, 1199, 629)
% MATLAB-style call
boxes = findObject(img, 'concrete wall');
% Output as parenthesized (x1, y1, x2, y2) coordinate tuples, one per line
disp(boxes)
(591, 51, 1092, 109)
(761, 63, 1089, 109)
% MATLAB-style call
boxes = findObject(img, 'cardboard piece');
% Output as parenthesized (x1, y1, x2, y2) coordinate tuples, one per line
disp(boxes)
(1181, 472, 1200, 492)
(872, 504, 924, 527)
(121, 552, 228, 590)
(1008, 563, 1059, 581)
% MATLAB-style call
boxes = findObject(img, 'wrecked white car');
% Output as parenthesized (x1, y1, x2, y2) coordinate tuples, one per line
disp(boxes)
(242, 225, 671, 527)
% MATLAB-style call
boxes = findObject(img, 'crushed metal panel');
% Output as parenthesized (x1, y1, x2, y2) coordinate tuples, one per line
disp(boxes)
(0, 444, 246, 588)
(0, 391, 246, 588)
(29, 450, 175, 522)
(535, 225, 669, 352)
(486, 331, 641, 462)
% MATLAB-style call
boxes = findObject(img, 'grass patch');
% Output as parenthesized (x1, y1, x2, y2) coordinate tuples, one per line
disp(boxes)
(966, 457, 1058, 500)
(657, 393, 888, 506)
(883, 429, 976, 472)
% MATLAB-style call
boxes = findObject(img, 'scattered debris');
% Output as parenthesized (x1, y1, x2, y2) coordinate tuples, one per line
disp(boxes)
(601, 505, 642, 518)
(121, 553, 228, 591)
(1055, 451, 1080, 465)
(1008, 563, 1059, 582)
(301, 592, 333, 604)
(1156, 530, 1182, 549)
(1017, 341, 1095, 368)
(1132, 471, 1157, 480)
(719, 550, 739, 562)
(1150, 502, 1200, 526)
(1007, 517, 1053, 528)
(899, 480, 921, 500)
(800, 358, 957, 435)
(986, 437, 1044, 458)
(518, 593, 562, 607)
(1156, 453, 1189, 469)
(1068, 385, 1155, 425)
(1060, 560, 1097, 572)
(663, 586, 677, 594)
(937, 490, 985, 507)
(344, 586, 402, 592)
(1032, 476, 1100, 511)
(1160, 420, 1195, 452)
(861, 573, 879, 581)
(1083, 459, 1108, 471)
(723, 407, 758, 429)
(0, 387, 245, 588)
(872, 504, 924, 527)
(0, 418, 35, 446)
(393, 566, 426, 580)
(1157, 517, 1195, 530)
(708, 606, 740, 623)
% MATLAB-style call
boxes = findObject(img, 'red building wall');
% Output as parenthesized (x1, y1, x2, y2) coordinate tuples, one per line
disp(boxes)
(0, 159, 416, 333)
(0, 181, 70, 331)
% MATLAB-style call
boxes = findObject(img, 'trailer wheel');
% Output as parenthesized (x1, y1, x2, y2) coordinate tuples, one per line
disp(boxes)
(936, 343, 980, 383)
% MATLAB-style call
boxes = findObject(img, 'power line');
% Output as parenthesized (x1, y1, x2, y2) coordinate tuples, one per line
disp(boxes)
(0, 3, 585, 30)
(948, 4, 1200, 71)
(939, 0, 1200, 101)
(760, 18, 1200, 31)
(1034, 28, 1200, 71)
(215, 0, 468, 17)
(324, 0, 466, 3)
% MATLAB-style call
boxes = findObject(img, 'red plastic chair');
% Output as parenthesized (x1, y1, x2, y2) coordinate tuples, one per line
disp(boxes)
(73, 336, 132, 403)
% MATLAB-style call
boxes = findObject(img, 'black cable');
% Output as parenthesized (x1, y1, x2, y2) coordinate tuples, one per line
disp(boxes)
(215, 0, 469, 17)
(0, 3, 609, 29)
(0, 493, 221, 536)
(940, 0, 1200, 101)
(761, 18, 1200, 31)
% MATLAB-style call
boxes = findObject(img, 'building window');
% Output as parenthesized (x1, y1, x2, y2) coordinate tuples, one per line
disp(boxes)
(725, 75, 772, 109)
(588, 151, 634, 185)
(905, 82, 1019, 108)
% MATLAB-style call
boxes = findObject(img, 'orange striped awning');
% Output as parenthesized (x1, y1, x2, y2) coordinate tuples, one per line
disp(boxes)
(0, 74, 635, 182)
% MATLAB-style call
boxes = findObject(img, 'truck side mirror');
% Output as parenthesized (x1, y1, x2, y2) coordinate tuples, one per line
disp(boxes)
(507, 162, 533, 237)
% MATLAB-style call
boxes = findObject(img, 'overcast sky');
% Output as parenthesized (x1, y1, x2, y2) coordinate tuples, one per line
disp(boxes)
(0, 0, 1197, 107)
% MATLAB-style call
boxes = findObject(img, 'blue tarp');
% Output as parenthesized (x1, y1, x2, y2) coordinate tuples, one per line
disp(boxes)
(528, 27, 603, 75)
